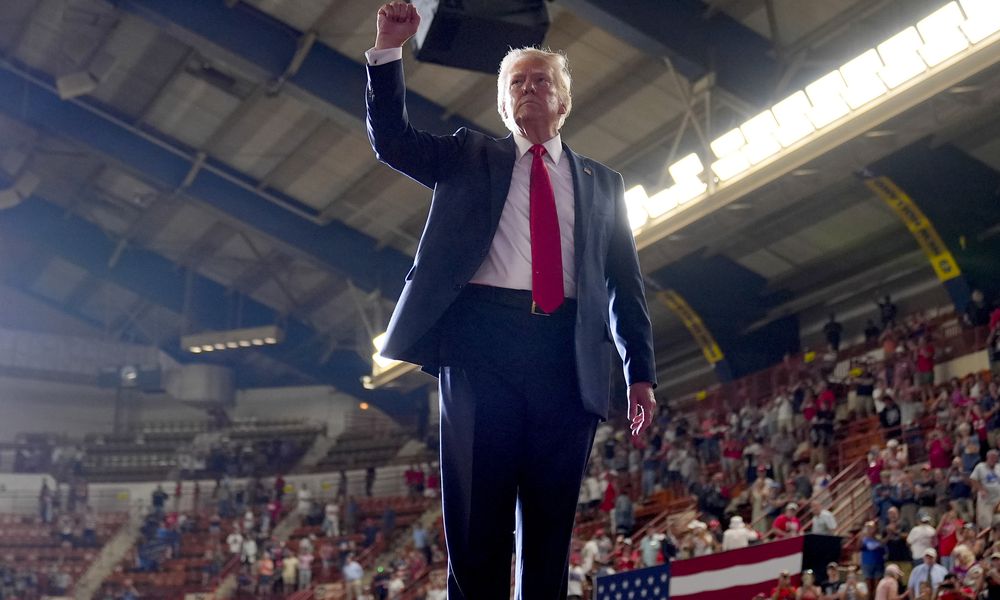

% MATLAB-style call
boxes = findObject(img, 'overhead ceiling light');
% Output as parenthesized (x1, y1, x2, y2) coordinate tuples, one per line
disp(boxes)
(877, 28, 927, 88)
(771, 91, 816, 147)
(181, 325, 285, 354)
(840, 49, 888, 109)
(189, 346, 203, 353)
(623, 185, 651, 230)
(959, 0, 1000, 43)
(805, 71, 851, 128)
(709, 128, 751, 181)
(739, 110, 782, 164)
(917, 3, 970, 66)
(626, 0, 1000, 238)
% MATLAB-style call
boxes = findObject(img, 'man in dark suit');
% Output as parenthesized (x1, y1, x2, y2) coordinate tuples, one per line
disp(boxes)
(365, 3, 657, 598)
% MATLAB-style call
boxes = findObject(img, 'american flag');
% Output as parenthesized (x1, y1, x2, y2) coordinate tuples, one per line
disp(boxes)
(594, 566, 671, 600)
(596, 536, 817, 600)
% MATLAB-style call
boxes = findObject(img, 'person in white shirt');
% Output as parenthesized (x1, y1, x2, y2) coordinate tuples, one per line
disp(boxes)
(568, 557, 586, 599)
(323, 501, 340, 537)
(226, 528, 243, 556)
(581, 532, 600, 574)
(722, 516, 758, 551)
(971, 450, 1000, 530)
(810, 500, 838, 535)
(906, 514, 937, 559)
(366, 3, 657, 598)
(342, 554, 364, 600)
(240, 536, 257, 565)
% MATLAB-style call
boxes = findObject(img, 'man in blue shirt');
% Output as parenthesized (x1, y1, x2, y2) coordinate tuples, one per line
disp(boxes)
(907, 548, 948, 598)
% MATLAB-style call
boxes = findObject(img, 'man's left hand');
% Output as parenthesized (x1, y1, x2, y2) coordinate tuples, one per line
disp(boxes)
(628, 382, 656, 437)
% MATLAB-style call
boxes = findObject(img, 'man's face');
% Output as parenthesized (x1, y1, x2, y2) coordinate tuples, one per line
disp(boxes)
(503, 56, 565, 133)
(924, 555, 935, 566)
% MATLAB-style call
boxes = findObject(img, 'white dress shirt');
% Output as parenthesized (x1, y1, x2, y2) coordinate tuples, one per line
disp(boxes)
(365, 47, 577, 298)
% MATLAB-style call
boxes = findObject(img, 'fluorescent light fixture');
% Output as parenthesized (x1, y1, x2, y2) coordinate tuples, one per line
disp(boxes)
(644, 187, 679, 218)
(839, 49, 888, 109)
(181, 325, 285, 354)
(371, 332, 400, 371)
(917, 2, 970, 66)
(710, 128, 746, 157)
(624, 185, 650, 231)
(877, 28, 927, 88)
(629, 0, 1000, 240)
(710, 128, 751, 181)
(771, 91, 815, 147)
(959, 0, 1000, 43)
(805, 71, 851, 128)
(667, 153, 708, 202)
(372, 332, 388, 352)
(739, 111, 782, 164)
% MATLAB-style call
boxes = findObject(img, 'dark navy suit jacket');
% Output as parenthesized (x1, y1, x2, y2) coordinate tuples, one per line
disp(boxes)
(366, 60, 656, 419)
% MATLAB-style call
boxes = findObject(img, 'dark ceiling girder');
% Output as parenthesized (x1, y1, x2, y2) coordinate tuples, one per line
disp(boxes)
(558, 0, 779, 106)
(0, 198, 411, 412)
(0, 65, 413, 300)
(115, 0, 489, 137)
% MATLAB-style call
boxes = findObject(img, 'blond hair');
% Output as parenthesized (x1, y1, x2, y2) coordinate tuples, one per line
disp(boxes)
(496, 47, 573, 133)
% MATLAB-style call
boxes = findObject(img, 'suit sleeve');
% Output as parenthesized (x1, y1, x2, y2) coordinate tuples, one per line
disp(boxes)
(366, 60, 463, 189)
(605, 171, 657, 388)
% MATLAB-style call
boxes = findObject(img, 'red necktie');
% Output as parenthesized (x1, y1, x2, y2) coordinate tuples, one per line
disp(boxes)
(529, 144, 564, 313)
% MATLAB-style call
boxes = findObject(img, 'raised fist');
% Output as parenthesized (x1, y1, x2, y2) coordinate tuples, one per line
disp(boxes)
(375, 2, 421, 50)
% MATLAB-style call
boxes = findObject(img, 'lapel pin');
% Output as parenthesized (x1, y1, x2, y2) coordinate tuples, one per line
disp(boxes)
(583, 166, 592, 176)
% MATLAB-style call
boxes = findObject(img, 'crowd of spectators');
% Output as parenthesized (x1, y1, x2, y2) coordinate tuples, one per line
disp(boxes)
(563, 297, 1000, 597)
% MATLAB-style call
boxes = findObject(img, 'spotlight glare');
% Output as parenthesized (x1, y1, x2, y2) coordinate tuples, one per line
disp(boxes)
(623, 185, 650, 231)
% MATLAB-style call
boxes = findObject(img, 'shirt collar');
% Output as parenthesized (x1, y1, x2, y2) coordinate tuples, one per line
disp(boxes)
(513, 132, 563, 165)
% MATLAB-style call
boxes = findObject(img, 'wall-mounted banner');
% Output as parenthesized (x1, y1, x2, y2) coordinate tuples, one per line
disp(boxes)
(863, 175, 962, 282)
(659, 290, 725, 365)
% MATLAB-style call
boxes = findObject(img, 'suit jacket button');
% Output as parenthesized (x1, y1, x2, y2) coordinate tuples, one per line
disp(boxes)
(453, 284, 464, 291)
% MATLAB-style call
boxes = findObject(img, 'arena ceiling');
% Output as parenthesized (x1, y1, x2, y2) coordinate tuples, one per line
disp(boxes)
(0, 0, 997, 415)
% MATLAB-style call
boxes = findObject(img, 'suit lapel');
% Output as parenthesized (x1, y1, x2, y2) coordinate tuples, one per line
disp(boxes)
(488, 135, 517, 230)
(565, 145, 594, 279)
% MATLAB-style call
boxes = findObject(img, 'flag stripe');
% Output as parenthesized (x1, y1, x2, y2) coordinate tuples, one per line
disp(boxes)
(670, 536, 805, 576)
(670, 552, 803, 597)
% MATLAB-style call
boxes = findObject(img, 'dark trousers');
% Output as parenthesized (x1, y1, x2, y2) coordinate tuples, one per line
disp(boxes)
(438, 288, 598, 600)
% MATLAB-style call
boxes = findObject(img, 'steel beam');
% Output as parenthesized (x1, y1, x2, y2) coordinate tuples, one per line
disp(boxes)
(0, 197, 409, 408)
(0, 63, 414, 300)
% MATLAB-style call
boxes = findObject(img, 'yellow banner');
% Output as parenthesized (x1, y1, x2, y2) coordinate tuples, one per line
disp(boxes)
(864, 176, 962, 282)
(659, 290, 725, 365)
